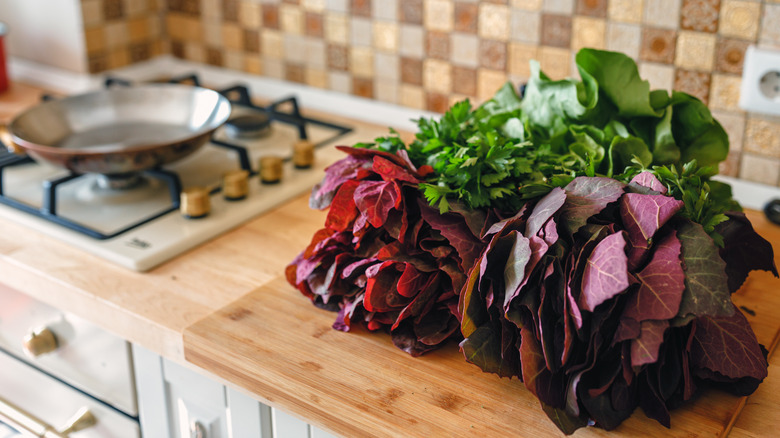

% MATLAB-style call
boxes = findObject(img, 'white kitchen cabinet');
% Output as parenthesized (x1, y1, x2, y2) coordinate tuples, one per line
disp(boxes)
(133, 345, 337, 438)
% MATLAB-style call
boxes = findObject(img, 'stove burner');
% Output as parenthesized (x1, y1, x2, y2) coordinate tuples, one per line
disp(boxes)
(224, 113, 272, 139)
(95, 173, 144, 190)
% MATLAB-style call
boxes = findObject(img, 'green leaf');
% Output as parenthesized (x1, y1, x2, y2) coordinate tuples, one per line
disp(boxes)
(606, 136, 652, 177)
(652, 106, 681, 165)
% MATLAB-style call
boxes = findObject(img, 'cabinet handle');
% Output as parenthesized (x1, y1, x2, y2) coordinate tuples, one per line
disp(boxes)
(22, 327, 59, 357)
(0, 395, 96, 438)
(190, 420, 207, 438)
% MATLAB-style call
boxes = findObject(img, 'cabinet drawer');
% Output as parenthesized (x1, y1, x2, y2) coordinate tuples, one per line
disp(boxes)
(0, 350, 139, 437)
(0, 283, 137, 416)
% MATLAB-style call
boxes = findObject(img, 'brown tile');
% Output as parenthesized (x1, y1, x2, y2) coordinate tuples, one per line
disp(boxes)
(353, 77, 374, 98)
(400, 0, 423, 24)
(640, 27, 677, 64)
(719, 151, 741, 177)
(104, 0, 125, 20)
(716, 38, 749, 74)
(168, 0, 200, 15)
(327, 44, 350, 71)
(540, 14, 572, 48)
(262, 5, 280, 29)
(129, 43, 151, 63)
(452, 66, 477, 96)
(426, 31, 450, 59)
(352, 0, 372, 17)
(426, 92, 450, 113)
(305, 12, 324, 37)
(480, 40, 507, 70)
(680, 0, 720, 32)
(244, 29, 261, 53)
(206, 47, 223, 66)
(223, 0, 239, 22)
(401, 57, 423, 85)
(454, 2, 478, 33)
(171, 41, 185, 59)
(576, 0, 607, 17)
(88, 53, 109, 73)
(286, 63, 306, 83)
(674, 69, 711, 103)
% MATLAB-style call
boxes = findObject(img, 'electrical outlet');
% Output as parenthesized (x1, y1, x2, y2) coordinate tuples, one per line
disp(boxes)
(739, 46, 780, 116)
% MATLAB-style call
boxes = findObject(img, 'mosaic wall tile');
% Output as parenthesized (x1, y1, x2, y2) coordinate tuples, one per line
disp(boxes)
(680, 0, 719, 32)
(715, 38, 749, 74)
(327, 44, 350, 70)
(541, 14, 573, 48)
(263, 5, 280, 29)
(508, 42, 538, 78)
(576, 0, 607, 18)
(400, 0, 424, 24)
(643, 0, 681, 29)
(104, 0, 125, 20)
(675, 31, 716, 71)
(302, 0, 326, 12)
(451, 33, 479, 67)
(639, 62, 674, 91)
(280, 5, 304, 34)
(82, 0, 103, 27)
(222, 23, 244, 51)
(424, 0, 454, 32)
(238, 2, 261, 28)
(674, 69, 711, 103)
(480, 40, 507, 70)
(374, 78, 398, 103)
(305, 12, 325, 37)
(719, 151, 741, 177)
(324, 13, 349, 43)
(373, 20, 397, 51)
(709, 73, 742, 111)
(306, 67, 329, 88)
(739, 153, 780, 186)
(454, 2, 479, 33)
(222, 0, 239, 22)
(537, 46, 571, 79)
(353, 77, 374, 98)
(426, 31, 450, 59)
(452, 65, 478, 96)
(719, 0, 760, 40)
(350, 46, 374, 77)
(543, 0, 575, 14)
(423, 58, 452, 93)
(711, 110, 746, 152)
(373, 0, 397, 20)
(479, 4, 510, 39)
(477, 68, 509, 101)
(640, 27, 677, 64)
(261, 30, 284, 59)
(305, 39, 327, 68)
(327, 0, 349, 13)
(744, 116, 780, 158)
(374, 52, 399, 80)
(285, 63, 305, 83)
(351, 0, 371, 17)
(511, 0, 543, 11)
(511, 9, 541, 44)
(329, 70, 352, 93)
(398, 24, 425, 57)
(245, 56, 262, 75)
(760, 3, 780, 48)
(399, 84, 425, 109)
(572, 16, 606, 51)
(401, 57, 423, 85)
(606, 23, 641, 58)
(608, 0, 644, 24)
(426, 91, 450, 113)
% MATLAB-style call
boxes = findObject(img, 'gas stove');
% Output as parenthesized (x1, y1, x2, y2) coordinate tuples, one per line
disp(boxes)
(0, 74, 352, 271)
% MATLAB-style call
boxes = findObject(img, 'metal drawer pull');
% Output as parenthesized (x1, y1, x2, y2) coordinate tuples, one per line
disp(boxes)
(0, 396, 96, 438)
(22, 327, 59, 358)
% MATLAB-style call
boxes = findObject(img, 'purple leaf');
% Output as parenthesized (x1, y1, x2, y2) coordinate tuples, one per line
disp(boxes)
(561, 177, 626, 235)
(310, 154, 372, 209)
(324, 179, 360, 232)
(354, 180, 400, 228)
(691, 306, 768, 381)
(502, 231, 532, 310)
(372, 156, 423, 184)
(630, 171, 667, 194)
(620, 193, 683, 269)
(579, 232, 630, 312)
(418, 200, 486, 271)
(630, 319, 668, 367)
(526, 187, 566, 238)
(623, 230, 685, 322)
(715, 211, 779, 293)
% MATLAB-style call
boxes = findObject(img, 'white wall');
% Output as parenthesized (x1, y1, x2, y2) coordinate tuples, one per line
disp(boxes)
(0, 0, 87, 73)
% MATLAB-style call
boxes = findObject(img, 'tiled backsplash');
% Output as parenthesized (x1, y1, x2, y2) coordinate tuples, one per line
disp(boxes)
(80, 0, 780, 186)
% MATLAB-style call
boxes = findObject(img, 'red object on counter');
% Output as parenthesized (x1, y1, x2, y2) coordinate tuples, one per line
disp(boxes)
(0, 22, 8, 93)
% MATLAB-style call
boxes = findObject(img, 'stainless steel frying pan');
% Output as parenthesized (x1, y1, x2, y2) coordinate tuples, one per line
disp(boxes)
(5, 84, 232, 176)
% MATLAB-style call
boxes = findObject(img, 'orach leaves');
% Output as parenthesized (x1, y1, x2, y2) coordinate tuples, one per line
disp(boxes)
(290, 48, 778, 435)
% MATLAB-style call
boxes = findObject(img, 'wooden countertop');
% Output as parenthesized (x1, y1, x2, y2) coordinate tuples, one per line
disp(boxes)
(2, 82, 779, 437)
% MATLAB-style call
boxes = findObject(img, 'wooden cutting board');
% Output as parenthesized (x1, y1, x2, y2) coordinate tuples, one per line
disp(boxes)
(183, 210, 780, 437)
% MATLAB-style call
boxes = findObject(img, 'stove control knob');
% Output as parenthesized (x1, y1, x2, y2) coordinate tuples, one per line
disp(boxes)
(259, 156, 283, 184)
(293, 140, 315, 168)
(23, 327, 58, 357)
(181, 187, 211, 218)
(223, 170, 249, 200)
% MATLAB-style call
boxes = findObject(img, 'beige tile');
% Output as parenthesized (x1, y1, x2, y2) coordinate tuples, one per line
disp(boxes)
(400, 84, 426, 109)
(719, 0, 760, 40)
(326, 0, 349, 13)
(478, 4, 510, 40)
(284, 35, 307, 64)
(571, 16, 606, 51)
(124, 0, 151, 18)
(84, 28, 106, 54)
(373, 21, 398, 52)
(203, 21, 223, 47)
(399, 24, 425, 57)
(263, 58, 285, 80)
(244, 56, 263, 75)
(375, 78, 399, 104)
(538, 46, 571, 80)
(511, 9, 540, 44)
(477, 68, 508, 102)
(280, 4, 304, 34)
(449, 94, 470, 108)
(202, 0, 222, 20)
(351, 46, 375, 77)
(643, 0, 681, 29)
(82, 0, 104, 27)
(508, 42, 538, 78)
(183, 42, 206, 63)
(104, 22, 129, 49)
(107, 48, 131, 69)
(373, 0, 398, 20)
(719, 151, 741, 177)
(424, 0, 454, 32)
(302, 0, 326, 12)
(329, 70, 352, 93)
(606, 23, 641, 58)
(374, 52, 399, 80)
(711, 110, 746, 152)
(710, 73, 743, 111)
(739, 153, 780, 186)
(222, 23, 244, 50)
(744, 116, 780, 158)
(423, 58, 452, 93)
(760, 3, 780, 47)
(451, 33, 479, 67)
(239, 1, 261, 28)
(147, 15, 163, 38)
(167, 14, 202, 41)
(223, 50, 244, 71)
(675, 31, 716, 71)
(305, 68, 329, 88)
(351, 17, 372, 47)
(608, 0, 644, 24)
(324, 13, 349, 44)
(126, 17, 149, 43)
(542, 0, 575, 14)
(511, 0, 543, 11)
(638, 62, 674, 91)
(261, 30, 284, 59)
(306, 39, 327, 69)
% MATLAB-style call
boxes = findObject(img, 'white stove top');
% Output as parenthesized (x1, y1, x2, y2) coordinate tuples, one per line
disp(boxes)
(0, 114, 348, 271)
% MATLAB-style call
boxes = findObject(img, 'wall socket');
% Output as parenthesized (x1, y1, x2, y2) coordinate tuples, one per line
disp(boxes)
(739, 46, 780, 116)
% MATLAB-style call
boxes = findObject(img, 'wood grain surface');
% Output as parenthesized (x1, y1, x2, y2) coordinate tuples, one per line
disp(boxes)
(184, 210, 780, 437)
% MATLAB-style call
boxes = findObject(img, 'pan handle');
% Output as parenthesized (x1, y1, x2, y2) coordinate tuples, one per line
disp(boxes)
(0, 124, 25, 155)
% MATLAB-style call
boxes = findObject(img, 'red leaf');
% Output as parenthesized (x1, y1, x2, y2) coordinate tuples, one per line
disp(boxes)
(630, 319, 668, 367)
(561, 177, 626, 235)
(620, 193, 683, 269)
(579, 232, 630, 312)
(397, 264, 427, 298)
(353, 180, 400, 228)
(372, 156, 423, 184)
(324, 179, 360, 232)
(630, 171, 667, 194)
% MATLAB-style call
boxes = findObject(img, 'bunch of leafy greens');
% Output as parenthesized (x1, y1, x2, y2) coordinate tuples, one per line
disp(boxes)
(360, 49, 734, 238)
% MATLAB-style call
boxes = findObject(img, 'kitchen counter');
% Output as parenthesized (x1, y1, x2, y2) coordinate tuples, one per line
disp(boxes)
(2, 81, 779, 437)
